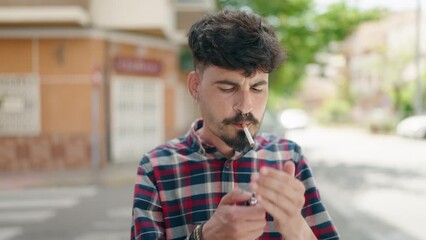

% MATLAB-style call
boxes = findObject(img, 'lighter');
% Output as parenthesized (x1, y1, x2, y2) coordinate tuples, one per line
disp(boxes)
(245, 193, 258, 206)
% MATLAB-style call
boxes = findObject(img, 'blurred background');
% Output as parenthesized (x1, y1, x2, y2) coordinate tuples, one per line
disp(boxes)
(0, 0, 425, 239)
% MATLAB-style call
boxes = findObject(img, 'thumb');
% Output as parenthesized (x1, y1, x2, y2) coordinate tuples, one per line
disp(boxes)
(219, 188, 252, 206)
(283, 161, 296, 177)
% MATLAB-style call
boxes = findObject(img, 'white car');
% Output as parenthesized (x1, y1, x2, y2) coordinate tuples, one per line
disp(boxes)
(260, 109, 286, 137)
(396, 115, 426, 139)
(279, 108, 310, 130)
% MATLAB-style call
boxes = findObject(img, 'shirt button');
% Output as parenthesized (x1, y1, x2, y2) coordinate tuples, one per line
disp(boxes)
(225, 163, 230, 168)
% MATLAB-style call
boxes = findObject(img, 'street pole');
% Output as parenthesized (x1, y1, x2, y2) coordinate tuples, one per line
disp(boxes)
(414, 0, 423, 114)
(91, 67, 102, 171)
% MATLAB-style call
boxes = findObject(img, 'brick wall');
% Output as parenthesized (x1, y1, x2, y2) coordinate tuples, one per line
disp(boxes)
(0, 134, 93, 172)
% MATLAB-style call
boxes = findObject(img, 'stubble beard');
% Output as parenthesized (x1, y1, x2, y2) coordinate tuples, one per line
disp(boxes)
(216, 112, 260, 152)
(218, 128, 250, 152)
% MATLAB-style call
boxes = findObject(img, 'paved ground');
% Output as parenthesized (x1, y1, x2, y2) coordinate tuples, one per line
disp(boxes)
(287, 127, 426, 240)
(0, 185, 134, 240)
(0, 162, 138, 240)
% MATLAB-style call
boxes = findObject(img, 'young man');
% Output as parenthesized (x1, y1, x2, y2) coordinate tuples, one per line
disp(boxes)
(131, 9, 339, 240)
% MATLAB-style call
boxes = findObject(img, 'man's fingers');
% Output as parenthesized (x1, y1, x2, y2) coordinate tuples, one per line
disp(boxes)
(283, 160, 295, 176)
(257, 164, 295, 181)
(251, 164, 305, 217)
(253, 166, 300, 193)
(220, 188, 252, 205)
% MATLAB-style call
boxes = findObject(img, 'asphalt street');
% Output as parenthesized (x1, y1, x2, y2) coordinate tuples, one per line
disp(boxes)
(286, 127, 426, 240)
(0, 185, 133, 240)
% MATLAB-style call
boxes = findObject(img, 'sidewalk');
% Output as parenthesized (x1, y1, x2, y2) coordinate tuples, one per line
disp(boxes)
(0, 162, 139, 190)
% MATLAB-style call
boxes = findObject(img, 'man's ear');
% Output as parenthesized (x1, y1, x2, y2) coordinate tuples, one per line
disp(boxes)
(187, 71, 200, 102)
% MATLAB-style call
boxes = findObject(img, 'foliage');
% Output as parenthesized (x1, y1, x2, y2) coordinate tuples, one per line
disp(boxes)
(314, 77, 353, 125)
(367, 118, 397, 134)
(313, 3, 386, 48)
(397, 74, 426, 118)
(315, 95, 351, 125)
(364, 37, 426, 117)
(179, 47, 194, 72)
(217, 0, 386, 103)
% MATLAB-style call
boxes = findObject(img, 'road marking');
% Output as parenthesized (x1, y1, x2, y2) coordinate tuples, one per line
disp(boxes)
(106, 207, 131, 219)
(93, 207, 131, 230)
(0, 227, 22, 240)
(0, 186, 98, 199)
(0, 186, 101, 240)
(0, 210, 55, 223)
(0, 198, 78, 209)
(74, 231, 129, 240)
(93, 221, 130, 230)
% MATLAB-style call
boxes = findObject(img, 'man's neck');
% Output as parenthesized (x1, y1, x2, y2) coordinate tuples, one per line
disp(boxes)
(197, 126, 234, 159)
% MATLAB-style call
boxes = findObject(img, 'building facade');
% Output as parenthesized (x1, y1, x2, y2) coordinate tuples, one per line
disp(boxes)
(0, 0, 214, 171)
(343, 11, 426, 121)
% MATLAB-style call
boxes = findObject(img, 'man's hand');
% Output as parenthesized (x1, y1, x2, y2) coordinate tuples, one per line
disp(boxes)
(202, 188, 266, 240)
(250, 161, 317, 240)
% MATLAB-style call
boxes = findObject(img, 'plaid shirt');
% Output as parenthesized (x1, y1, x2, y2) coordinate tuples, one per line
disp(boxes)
(132, 119, 339, 240)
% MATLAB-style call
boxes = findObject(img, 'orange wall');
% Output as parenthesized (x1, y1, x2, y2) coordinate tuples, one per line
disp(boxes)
(0, 39, 32, 73)
(0, 38, 103, 135)
(39, 38, 105, 74)
(0, 35, 182, 170)
(38, 38, 107, 167)
(41, 83, 92, 134)
(38, 38, 106, 135)
(0, 37, 108, 171)
(164, 85, 176, 140)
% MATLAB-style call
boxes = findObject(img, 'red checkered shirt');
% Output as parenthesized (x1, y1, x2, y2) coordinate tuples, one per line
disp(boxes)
(131, 119, 339, 240)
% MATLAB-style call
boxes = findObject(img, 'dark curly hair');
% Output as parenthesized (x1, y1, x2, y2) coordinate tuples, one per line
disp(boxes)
(188, 9, 286, 77)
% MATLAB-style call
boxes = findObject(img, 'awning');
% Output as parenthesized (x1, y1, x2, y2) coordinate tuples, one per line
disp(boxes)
(0, 6, 90, 26)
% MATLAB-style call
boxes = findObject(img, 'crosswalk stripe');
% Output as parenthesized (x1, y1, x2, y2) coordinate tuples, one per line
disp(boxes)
(0, 186, 98, 199)
(0, 198, 78, 209)
(0, 210, 55, 223)
(73, 231, 129, 240)
(106, 207, 131, 219)
(93, 220, 130, 230)
(0, 227, 23, 240)
(94, 207, 132, 231)
(0, 186, 101, 238)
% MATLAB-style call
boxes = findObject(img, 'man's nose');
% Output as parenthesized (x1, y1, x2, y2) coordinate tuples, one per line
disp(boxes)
(233, 90, 253, 115)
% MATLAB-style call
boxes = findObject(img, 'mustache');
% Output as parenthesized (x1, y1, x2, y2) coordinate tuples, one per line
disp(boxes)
(222, 112, 259, 125)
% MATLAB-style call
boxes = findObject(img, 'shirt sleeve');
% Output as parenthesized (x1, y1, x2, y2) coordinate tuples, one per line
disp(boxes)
(131, 156, 165, 240)
(294, 152, 340, 239)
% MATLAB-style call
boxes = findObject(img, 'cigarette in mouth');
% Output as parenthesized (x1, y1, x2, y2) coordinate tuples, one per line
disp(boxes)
(243, 124, 255, 147)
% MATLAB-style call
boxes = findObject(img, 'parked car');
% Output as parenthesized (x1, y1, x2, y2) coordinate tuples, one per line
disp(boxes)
(279, 108, 310, 130)
(260, 109, 286, 137)
(396, 115, 426, 139)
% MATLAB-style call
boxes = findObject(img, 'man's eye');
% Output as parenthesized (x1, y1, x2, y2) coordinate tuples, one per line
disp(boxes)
(251, 87, 263, 93)
(219, 87, 235, 92)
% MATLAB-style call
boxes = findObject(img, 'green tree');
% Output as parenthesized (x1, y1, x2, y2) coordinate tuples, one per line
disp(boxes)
(217, 0, 386, 103)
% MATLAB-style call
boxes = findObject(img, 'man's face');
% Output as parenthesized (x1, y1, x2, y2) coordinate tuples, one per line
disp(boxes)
(194, 66, 269, 151)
